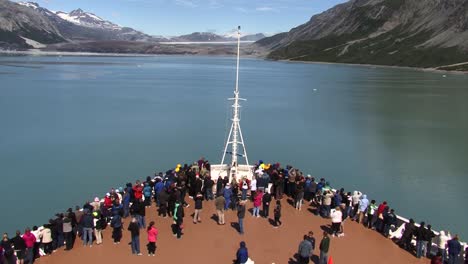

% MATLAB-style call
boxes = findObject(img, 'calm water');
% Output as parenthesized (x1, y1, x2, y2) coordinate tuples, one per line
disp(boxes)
(1, 55, 467, 239)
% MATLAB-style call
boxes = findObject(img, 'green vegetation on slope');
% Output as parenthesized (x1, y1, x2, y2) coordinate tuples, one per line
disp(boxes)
(268, 26, 468, 68)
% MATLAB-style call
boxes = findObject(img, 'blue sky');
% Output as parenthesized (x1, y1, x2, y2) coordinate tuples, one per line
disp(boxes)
(17, 0, 348, 36)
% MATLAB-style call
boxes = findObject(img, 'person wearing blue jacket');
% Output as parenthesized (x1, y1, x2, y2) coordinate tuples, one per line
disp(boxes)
(235, 241, 249, 264)
(223, 184, 233, 210)
(154, 178, 164, 207)
(143, 182, 152, 207)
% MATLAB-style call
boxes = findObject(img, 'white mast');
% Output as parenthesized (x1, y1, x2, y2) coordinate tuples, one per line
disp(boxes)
(220, 26, 250, 182)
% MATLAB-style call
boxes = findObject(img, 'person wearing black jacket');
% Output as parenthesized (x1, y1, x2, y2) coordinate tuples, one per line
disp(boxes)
(130, 199, 146, 229)
(10, 231, 26, 263)
(172, 201, 185, 239)
(383, 209, 397, 237)
(128, 218, 141, 255)
(80, 210, 95, 247)
(262, 191, 272, 218)
(399, 218, 416, 251)
(237, 200, 246, 235)
(110, 211, 123, 244)
(415, 222, 426, 258)
(2, 233, 15, 264)
(158, 189, 169, 218)
(424, 225, 435, 257)
(193, 192, 203, 224)
(204, 176, 214, 200)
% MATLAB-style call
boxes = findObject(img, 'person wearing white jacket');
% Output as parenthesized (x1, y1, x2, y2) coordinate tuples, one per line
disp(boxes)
(330, 207, 342, 237)
(437, 230, 451, 263)
(40, 225, 53, 255)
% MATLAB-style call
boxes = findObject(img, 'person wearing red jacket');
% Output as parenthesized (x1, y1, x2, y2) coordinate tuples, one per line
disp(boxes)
(133, 180, 143, 201)
(22, 228, 36, 264)
(146, 221, 158, 256)
(252, 190, 263, 217)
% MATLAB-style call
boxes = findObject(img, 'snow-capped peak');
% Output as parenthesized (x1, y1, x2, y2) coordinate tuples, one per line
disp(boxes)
(18, 2, 40, 9)
(55, 9, 120, 30)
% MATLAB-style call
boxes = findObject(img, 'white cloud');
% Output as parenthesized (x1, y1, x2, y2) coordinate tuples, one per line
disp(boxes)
(234, 7, 249, 13)
(256, 6, 274, 12)
(175, 0, 197, 8)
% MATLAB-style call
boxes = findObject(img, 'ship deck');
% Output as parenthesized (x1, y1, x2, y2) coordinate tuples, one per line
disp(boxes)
(36, 197, 431, 264)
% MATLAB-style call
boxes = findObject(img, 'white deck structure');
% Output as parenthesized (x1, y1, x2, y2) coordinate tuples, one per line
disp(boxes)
(211, 26, 254, 183)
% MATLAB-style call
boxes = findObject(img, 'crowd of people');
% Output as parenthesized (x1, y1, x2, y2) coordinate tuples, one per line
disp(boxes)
(0, 158, 467, 264)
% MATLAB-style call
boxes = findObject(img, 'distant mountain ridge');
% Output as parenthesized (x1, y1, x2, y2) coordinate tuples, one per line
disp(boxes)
(256, 0, 468, 68)
(168, 32, 266, 42)
(0, 0, 266, 50)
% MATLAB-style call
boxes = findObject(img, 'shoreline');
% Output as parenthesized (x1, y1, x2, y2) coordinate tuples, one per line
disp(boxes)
(276, 59, 468, 75)
(3, 49, 467, 74)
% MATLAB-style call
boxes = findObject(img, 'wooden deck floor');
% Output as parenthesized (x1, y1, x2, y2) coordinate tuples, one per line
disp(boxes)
(35, 197, 431, 264)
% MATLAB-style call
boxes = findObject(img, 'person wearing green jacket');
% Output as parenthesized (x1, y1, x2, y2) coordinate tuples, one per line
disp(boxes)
(319, 232, 330, 264)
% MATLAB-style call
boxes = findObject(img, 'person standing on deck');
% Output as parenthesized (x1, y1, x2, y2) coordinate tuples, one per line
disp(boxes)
(240, 177, 249, 201)
(298, 234, 313, 264)
(193, 192, 203, 224)
(250, 176, 257, 201)
(80, 209, 94, 247)
(437, 230, 450, 263)
(154, 178, 164, 207)
(110, 210, 123, 244)
(424, 225, 436, 257)
(235, 241, 249, 264)
(22, 228, 36, 264)
(237, 200, 246, 234)
(158, 188, 169, 218)
(252, 190, 263, 217)
(321, 190, 333, 218)
(319, 231, 330, 264)
(273, 200, 282, 228)
(146, 221, 158, 256)
(224, 183, 233, 210)
(11, 231, 26, 264)
(127, 218, 141, 255)
(143, 182, 152, 207)
(203, 175, 214, 200)
(350, 191, 361, 220)
(216, 175, 224, 197)
(383, 209, 397, 238)
(447, 235, 462, 264)
(133, 180, 143, 203)
(366, 200, 377, 229)
(1, 233, 15, 264)
(357, 194, 369, 224)
(330, 206, 342, 237)
(215, 194, 226, 225)
(172, 201, 185, 239)
(262, 190, 272, 218)
(94, 214, 105, 246)
(399, 218, 416, 251)
(416, 222, 427, 258)
(40, 224, 53, 255)
(295, 178, 305, 211)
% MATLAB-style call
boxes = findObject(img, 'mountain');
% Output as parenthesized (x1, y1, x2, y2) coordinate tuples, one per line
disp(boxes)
(256, 0, 468, 68)
(0, 0, 64, 49)
(240, 33, 266, 42)
(0, 0, 157, 49)
(169, 32, 266, 42)
(170, 32, 229, 42)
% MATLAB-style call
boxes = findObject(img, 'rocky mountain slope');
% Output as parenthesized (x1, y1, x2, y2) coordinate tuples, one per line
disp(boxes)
(0, 0, 64, 48)
(256, 0, 468, 68)
(0, 0, 158, 49)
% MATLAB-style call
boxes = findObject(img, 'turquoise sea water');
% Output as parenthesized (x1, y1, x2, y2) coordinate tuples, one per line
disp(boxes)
(1, 55, 467, 239)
